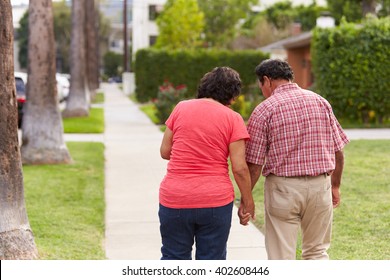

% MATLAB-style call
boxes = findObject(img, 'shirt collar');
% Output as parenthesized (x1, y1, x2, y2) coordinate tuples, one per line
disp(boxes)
(272, 83, 300, 96)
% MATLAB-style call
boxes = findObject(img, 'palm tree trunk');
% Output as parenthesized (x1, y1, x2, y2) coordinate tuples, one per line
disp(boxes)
(21, 0, 72, 165)
(63, 0, 90, 117)
(86, 0, 100, 101)
(0, 0, 38, 259)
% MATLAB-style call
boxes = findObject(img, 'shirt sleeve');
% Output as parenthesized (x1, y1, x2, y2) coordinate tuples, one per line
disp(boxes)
(165, 102, 181, 131)
(230, 112, 250, 143)
(325, 101, 350, 151)
(245, 107, 269, 165)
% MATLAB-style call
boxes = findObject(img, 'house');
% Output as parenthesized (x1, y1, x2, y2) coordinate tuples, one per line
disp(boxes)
(260, 14, 335, 89)
(259, 31, 314, 89)
(100, 0, 132, 55)
(132, 0, 165, 56)
(283, 31, 313, 89)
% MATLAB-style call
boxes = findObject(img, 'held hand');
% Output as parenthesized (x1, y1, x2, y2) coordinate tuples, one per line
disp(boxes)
(238, 198, 255, 226)
(238, 206, 251, 225)
(332, 186, 341, 208)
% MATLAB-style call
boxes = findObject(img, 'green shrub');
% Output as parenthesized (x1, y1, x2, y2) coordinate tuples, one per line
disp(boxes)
(311, 17, 390, 124)
(154, 81, 188, 124)
(134, 48, 269, 102)
(103, 51, 123, 77)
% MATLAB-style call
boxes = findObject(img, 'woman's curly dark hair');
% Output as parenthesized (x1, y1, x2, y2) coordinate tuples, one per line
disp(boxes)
(197, 67, 241, 105)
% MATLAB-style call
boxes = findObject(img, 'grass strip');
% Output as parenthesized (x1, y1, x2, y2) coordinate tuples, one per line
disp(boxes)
(23, 142, 105, 259)
(140, 103, 159, 125)
(63, 108, 104, 133)
(92, 92, 105, 104)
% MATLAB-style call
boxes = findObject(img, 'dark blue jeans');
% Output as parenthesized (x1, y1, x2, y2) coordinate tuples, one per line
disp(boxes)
(159, 202, 233, 260)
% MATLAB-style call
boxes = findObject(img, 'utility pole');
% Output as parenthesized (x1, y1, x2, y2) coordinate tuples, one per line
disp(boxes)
(123, 0, 128, 72)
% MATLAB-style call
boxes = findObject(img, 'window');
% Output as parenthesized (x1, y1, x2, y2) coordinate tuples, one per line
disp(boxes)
(149, 5, 163, 21)
(149, 36, 157, 46)
(149, 5, 158, 21)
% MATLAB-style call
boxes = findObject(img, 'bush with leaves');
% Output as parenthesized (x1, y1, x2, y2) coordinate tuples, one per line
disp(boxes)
(135, 48, 268, 102)
(311, 16, 390, 124)
(154, 81, 188, 124)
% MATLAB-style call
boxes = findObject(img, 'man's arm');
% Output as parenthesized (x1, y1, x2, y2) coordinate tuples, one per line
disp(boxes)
(247, 162, 263, 190)
(331, 150, 345, 208)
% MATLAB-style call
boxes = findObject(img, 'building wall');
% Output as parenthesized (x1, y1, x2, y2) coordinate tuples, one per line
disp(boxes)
(132, 0, 166, 56)
(287, 45, 312, 89)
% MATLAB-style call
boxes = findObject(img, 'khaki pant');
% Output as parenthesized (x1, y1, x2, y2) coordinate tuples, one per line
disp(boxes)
(264, 174, 333, 260)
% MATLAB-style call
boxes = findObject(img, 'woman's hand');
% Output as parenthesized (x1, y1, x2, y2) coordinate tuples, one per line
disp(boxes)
(238, 198, 255, 226)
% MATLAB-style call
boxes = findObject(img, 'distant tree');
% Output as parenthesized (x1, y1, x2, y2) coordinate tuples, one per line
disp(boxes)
(17, 12, 29, 69)
(232, 16, 290, 49)
(326, 0, 390, 23)
(17, 1, 71, 72)
(0, 0, 38, 259)
(155, 0, 204, 49)
(53, 0, 72, 73)
(263, 1, 325, 31)
(17, 1, 110, 74)
(21, 0, 72, 165)
(233, 1, 325, 49)
(63, 0, 90, 117)
(294, 2, 327, 31)
(264, 1, 295, 29)
(197, 0, 258, 48)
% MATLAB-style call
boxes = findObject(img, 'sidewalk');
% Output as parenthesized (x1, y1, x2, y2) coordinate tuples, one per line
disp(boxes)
(102, 83, 267, 260)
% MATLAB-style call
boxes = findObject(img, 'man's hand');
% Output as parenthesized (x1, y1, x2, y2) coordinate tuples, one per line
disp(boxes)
(238, 198, 255, 226)
(332, 186, 341, 208)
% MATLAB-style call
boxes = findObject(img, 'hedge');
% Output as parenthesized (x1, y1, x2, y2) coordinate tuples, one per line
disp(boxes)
(134, 48, 269, 102)
(311, 17, 390, 124)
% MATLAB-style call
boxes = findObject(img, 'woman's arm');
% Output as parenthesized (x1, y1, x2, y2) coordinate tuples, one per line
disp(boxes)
(229, 139, 255, 225)
(160, 127, 173, 160)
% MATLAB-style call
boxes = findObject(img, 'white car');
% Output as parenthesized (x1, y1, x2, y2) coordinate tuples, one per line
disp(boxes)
(56, 73, 70, 102)
(14, 72, 70, 103)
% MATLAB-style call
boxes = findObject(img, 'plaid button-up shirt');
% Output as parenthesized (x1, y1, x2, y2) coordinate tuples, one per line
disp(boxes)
(246, 83, 349, 177)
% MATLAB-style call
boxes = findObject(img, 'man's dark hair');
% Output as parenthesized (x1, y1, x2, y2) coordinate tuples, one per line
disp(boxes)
(255, 59, 294, 84)
(197, 67, 241, 105)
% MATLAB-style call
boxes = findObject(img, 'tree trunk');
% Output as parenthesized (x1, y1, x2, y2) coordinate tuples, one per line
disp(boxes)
(21, 0, 72, 165)
(86, 0, 100, 101)
(63, 0, 90, 118)
(0, 0, 38, 259)
(362, 0, 377, 16)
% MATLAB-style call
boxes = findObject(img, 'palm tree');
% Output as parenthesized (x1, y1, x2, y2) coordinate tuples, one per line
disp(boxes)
(86, 0, 100, 101)
(0, 0, 38, 259)
(63, 0, 90, 117)
(21, 0, 72, 165)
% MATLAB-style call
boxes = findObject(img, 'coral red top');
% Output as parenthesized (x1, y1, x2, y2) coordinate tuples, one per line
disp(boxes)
(159, 99, 249, 208)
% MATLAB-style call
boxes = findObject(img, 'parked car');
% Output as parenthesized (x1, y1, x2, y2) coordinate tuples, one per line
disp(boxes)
(108, 76, 122, 83)
(14, 72, 27, 127)
(56, 73, 70, 102)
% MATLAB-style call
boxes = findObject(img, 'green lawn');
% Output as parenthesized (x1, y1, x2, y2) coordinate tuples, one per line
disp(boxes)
(235, 140, 390, 259)
(62, 108, 104, 133)
(23, 142, 105, 260)
(338, 118, 390, 128)
(140, 103, 159, 125)
(92, 92, 105, 104)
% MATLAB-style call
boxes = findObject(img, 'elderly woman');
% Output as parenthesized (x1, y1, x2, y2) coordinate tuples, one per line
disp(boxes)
(159, 66, 254, 260)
